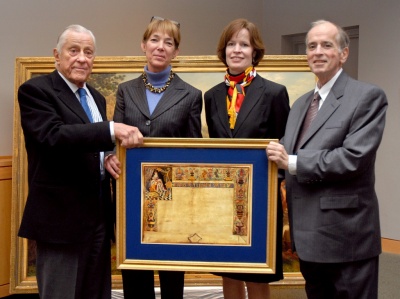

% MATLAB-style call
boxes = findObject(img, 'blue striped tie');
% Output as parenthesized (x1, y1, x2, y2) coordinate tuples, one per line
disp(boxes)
(78, 88, 93, 123)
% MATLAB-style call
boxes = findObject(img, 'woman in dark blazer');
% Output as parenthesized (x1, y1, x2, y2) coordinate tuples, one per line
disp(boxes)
(105, 17, 202, 299)
(204, 18, 290, 299)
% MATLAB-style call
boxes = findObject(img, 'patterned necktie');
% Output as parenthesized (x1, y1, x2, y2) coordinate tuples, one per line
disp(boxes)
(294, 92, 321, 153)
(78, 88, 93, 123)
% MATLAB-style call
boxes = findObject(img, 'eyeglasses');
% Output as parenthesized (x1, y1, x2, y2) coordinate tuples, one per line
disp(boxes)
(150, 16, 180, 28)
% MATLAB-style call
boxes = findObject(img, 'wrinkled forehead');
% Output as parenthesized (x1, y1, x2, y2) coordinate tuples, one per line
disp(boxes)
(307, 23, 338, 43)
(64, 32, 95, 48)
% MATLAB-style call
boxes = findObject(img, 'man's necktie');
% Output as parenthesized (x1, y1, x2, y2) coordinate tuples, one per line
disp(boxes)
(294, 92, 321, 153)
(78, 88, 93, 123)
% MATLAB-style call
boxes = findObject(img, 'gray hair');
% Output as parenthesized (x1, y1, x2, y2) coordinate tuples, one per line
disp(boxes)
(56, 24, 96, 54)
(306, 20, 350, 52)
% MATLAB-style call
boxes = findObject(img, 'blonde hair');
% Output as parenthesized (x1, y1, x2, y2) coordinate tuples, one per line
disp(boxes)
(142, 19, 181, 49)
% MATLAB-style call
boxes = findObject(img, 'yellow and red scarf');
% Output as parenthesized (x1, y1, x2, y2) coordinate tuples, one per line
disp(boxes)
(225, 66, 256, 129)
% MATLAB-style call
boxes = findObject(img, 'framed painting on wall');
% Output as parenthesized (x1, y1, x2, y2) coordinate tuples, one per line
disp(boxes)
(11, 55, 314, 293)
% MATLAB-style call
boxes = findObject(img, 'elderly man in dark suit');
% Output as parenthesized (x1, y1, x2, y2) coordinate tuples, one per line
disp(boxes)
(266, 20, 387, 299)
(17, 24, 143, 299)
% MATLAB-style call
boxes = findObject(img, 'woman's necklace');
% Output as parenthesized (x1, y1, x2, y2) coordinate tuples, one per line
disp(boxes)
(142, 70, 174, 94)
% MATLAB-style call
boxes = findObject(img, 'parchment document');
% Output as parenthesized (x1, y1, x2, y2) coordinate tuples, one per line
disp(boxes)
(141, 164, 251, 245)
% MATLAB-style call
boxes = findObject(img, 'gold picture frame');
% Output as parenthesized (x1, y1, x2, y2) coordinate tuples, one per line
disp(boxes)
(117, 138, 278, 274)
(11, 55, 312, 293)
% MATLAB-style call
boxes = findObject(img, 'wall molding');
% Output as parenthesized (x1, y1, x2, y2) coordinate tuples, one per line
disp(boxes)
(0, 156, 12, 297)
(382, 238, 400, 254)
(0, 157, 12, 180)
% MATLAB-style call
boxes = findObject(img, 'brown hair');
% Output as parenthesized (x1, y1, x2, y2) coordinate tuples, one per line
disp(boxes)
(142, 18, 181, 49)
(217, 18, 265, 67)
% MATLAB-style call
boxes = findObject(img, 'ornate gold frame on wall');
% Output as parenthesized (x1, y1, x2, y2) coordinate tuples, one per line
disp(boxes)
(11, 55, 312, 293)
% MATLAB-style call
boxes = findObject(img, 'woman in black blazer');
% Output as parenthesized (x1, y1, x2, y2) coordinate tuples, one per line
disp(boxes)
(204, 18, 290, 299)
(105, 17, 202, 299)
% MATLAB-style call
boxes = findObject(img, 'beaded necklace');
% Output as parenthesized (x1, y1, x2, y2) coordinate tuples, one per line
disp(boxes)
(142, 70, 174, 93)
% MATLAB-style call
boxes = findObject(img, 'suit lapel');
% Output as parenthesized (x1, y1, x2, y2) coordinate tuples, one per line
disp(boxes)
(151, 75, 184, 119)
(287, 91, 313, 153)
(232, 76, 263, 136)
(212, 83, 232, 137)
(296, 72, 347, 150)
(51, 71, 90, 123)
(125, 78, 151, 118)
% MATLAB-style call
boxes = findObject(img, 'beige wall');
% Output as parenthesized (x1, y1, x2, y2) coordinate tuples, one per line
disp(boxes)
(1, 0, 399, 240)
(261, 0, 400, 245)
(0, 0, 265, 156)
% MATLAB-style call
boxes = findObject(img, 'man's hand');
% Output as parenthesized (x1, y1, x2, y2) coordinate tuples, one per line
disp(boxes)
(105, 154, 121, 179)
(114, 123, 143, 148)
(266, 141, 289, 170)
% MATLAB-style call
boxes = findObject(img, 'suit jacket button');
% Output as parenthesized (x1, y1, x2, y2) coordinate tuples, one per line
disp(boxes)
(145, 120, 151, 126)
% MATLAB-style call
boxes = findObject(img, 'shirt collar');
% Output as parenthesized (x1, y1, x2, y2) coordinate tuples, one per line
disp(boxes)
(57, 71, 88, 94)
(314, 68, 343, 101)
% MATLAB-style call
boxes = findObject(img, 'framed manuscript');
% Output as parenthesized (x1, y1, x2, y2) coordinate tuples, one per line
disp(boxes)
(116, 138, 278, 274)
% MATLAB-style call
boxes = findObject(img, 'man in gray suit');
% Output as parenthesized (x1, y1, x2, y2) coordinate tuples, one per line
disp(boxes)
(266, 20, 387, 299)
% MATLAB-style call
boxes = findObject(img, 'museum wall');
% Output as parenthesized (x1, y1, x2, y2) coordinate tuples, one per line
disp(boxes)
(261, 0, 400, 241)
(0, 0, 399, 240)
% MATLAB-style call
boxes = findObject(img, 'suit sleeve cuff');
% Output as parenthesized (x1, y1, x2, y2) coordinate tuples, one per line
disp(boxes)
(109, 121, 115, 143)
(288, 155, 297, 176)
